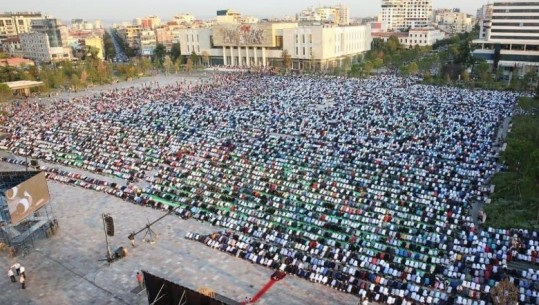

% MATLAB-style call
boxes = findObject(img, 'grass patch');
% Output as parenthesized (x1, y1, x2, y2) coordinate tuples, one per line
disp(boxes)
(484, 97, 539, 230)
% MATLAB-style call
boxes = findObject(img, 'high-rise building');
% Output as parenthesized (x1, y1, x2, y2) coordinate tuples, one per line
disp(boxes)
(31, 17, 69, 48)
(0, 12, 43, 42)
(473, 0, 539, 72)
(380, 0, 432, 31)
(476, 4, 493, 40)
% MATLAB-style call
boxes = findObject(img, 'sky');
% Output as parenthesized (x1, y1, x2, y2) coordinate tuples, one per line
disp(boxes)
(3, 0, 487, 24)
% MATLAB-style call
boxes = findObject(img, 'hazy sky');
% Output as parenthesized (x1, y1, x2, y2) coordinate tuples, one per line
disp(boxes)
(3, 0, 487, 23)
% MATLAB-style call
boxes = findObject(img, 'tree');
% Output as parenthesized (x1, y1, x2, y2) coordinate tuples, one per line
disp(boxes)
(386, 36, 402, 53)
(153, 43, 167, 67)
(476, 62, 491, 82)
(70, 74, 81, 91)
(281, 49, 292, 72)
(170, 43, 181, 63)
(461, 70, 470, 82)
(364, 61, 373, 76)
(408, 62, 419, 75)
(186, 57, 193, 74)
(0, 83, 12, 103)
(201, 51, 210, 66)
(189, 51, 199, 67)
(163, 56, 174, 74)
(373, 58, 384, 69)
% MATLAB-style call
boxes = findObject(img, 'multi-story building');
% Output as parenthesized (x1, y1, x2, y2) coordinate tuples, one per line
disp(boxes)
(141, 16, 161, 30)
(297, 5, 350, 25)
(1, 37, 22, 56)
(138, 30, 156, 55)
(433, 9, 475, 34)
(380, 0, 432, 31)
(17, 16, 73, 63)
(0, 12, 43, 42)
(473, 0, 539, 72)
(20, 31, 72, 62)
(155, 26, 173, 50)
(31, 17, 69, 48)
(178, 22, 371, 70)
(83, 35, 105, 59)
(372, 28, 445, 47)
(117, 25, 141, 49)
(476, 4, 493, 40)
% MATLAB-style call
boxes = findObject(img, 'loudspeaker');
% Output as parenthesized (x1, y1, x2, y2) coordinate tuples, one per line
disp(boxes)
(104, 215, 114, 236)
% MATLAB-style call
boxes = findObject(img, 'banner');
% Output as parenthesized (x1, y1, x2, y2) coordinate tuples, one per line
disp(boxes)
(213, 24, 274, 47)
(5, 172, 50, 225)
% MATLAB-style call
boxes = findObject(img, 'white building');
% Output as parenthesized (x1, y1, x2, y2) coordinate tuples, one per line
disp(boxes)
(434, 9, 474, 34)
(138, 30, 156, 56)
(372, 28, 444, 48)
(20, 31, 71, 62)
(473, 0, 539, 72)
(297, 5, 350, 25)
(173, 14, 196, 24)
(476, 4, 493, 40)
(178, 22, 371, 70)
(380, 0, 432, 31)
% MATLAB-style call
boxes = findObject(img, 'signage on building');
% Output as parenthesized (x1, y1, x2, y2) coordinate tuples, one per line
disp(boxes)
(213, 24, 274, 47)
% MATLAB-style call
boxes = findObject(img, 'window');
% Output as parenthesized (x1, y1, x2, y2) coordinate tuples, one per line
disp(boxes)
(309, 34, 312, 43)
(295, 47, 298, 55)
(18, 20, 24, 25)
(303, 47, 305, 55)
(0, 20, 4, 26)
(302, 34, 305, 44)
(295, 34, 298, 43)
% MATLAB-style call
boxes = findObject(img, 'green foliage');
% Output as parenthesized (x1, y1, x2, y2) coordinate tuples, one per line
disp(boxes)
(170, 43, 181, 63)
(485, 97, 539, 229)
(281, 49, 292, 71)
(190, 51, 200, 66)
(153, 43, 167, 67)
(0, 83, 12, 103)
(103, 31, 116, 59)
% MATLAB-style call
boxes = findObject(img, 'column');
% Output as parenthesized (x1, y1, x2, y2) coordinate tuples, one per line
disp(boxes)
(262, 47, 267, 67)
(229, 46, 234, 66)
(222, 46, 227, 66)
(237, 46, 242, 67)
(253, 47, 258, 66)
(245, 46, 250, 67)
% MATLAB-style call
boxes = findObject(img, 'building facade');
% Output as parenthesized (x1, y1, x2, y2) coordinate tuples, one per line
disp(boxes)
(177, 22, 371, 70)
(433, 9, 474, 34)
(20, 32, 72, 62)
(372, 28, 444, 48)
(380, 0, 432, 31)
(297, 5, 350, 25)
(476, 4, 493, 40)
(139, 30, 157, 56)
(473, 0, 539, 72)
(0, 12, 43, 42)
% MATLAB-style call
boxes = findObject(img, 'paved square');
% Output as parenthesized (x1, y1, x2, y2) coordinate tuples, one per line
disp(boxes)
(0, 161, 358, 305)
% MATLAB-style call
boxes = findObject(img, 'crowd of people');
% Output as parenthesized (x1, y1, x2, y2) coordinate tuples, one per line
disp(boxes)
(1, 72, 538, 305)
